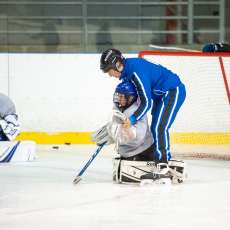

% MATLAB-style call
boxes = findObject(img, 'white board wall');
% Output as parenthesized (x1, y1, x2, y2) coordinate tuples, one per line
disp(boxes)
(0, 53, 229, 133)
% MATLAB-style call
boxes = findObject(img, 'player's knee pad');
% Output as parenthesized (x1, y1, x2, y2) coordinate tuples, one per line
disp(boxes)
(0, 141, 37, 163)
(168, 159, 187, 183)
(113, 158, 155, 184)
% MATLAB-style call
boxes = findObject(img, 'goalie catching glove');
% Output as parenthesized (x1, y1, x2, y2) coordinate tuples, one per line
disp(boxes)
(92, 121, 137, 147)
(91, 123, 114, 146)
(112, 109, 127, 124)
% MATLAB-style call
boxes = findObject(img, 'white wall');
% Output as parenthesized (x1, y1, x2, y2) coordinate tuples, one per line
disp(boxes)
(0, 53, 136, 132)
(0, 53, 229, 133)
(0, 54, 9, 94)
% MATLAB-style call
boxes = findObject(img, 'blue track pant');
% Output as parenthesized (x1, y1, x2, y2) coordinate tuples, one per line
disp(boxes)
(151, 84, 186, 163)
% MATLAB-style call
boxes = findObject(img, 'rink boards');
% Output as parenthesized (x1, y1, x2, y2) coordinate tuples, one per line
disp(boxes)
(0, 52, 229, 144)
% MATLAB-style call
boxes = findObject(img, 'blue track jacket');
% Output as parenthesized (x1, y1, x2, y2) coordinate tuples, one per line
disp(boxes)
(119, 58, 183, 125)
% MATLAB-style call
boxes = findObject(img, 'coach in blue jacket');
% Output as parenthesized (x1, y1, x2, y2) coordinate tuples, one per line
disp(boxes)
(100, 49, 186, 169)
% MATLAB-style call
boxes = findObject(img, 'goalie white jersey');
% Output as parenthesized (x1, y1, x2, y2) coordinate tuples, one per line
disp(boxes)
(108, 102, 153, 158)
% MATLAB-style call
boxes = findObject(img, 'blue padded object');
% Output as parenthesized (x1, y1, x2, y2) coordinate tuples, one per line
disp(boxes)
(115, 81, 137, 97)
(202, 43, 216, 52)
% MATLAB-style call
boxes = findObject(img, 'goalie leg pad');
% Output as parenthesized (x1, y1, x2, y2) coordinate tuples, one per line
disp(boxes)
(0, 141, 37, 163)
(168, 159, 187, 183)
(113, 158, 155, 184)
(113, 157, 121, 183)
(140, 163, 172, 184)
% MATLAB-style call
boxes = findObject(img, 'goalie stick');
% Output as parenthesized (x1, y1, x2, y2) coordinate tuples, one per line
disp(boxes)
(149, 44, 200, 52)
(73, 142, 106, 184)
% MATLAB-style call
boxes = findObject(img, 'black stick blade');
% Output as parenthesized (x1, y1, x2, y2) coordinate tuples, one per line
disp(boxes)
(73, 176, 81, 184)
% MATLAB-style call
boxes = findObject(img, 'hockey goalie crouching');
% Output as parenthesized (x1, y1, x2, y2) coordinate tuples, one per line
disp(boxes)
(0, 93, 36, 163)
(92, 81, 186, 184)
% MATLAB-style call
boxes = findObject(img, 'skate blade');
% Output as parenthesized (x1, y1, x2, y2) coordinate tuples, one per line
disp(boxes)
(73, 176, 81, 184)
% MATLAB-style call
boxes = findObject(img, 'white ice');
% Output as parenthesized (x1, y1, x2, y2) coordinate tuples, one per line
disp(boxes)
(1, 144, 230, 230)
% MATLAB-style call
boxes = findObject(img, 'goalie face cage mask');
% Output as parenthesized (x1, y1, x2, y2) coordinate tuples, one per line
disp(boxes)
(113, 93, 137, 111)
(113, 81, 138, 111)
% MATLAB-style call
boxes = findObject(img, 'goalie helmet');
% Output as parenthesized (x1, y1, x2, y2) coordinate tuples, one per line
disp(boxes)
(113, 81, 138, 111)
(100, 48, 124, 73)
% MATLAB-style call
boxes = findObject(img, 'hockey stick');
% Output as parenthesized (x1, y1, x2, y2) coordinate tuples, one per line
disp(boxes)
(149, 44, 200, 52)
(73, 142, 106, 184)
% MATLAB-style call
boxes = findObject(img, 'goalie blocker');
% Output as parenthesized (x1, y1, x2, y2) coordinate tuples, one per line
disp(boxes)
(113, 158, 187, 184)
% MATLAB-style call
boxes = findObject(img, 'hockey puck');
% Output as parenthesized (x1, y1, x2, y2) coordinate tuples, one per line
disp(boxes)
(52, 146, 59, 150)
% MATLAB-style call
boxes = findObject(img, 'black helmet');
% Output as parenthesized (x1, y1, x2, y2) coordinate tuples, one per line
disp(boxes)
(100, 48, 124, 73)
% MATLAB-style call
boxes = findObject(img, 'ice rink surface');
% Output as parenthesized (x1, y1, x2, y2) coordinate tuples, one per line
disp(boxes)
(1, 144, 230, 230)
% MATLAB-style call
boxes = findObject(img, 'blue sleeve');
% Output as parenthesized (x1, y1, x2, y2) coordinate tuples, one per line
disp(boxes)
(129, 71, 152, 125)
